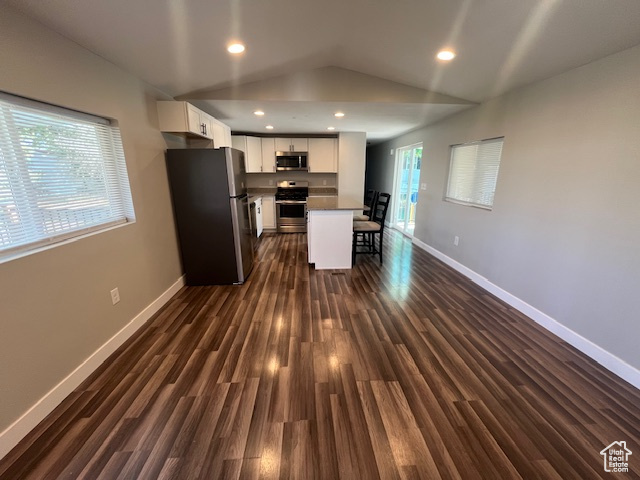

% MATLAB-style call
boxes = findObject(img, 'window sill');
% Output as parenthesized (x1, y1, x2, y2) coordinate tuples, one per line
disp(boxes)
(0, 220, 136, 266)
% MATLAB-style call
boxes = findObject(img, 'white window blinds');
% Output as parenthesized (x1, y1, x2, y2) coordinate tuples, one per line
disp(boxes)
(445, 137, 504, 209)
(0, 92, 135, 259)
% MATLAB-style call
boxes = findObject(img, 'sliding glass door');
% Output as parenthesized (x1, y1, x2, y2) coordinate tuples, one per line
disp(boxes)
(392, 143, 422, 236)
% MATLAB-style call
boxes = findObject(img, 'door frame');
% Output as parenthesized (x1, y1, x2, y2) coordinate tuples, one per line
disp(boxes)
(390, 142, 423, 238)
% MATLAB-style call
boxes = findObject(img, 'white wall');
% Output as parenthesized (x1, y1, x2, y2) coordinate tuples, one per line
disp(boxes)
(0, 4, 182, 438)
(367, 44, 640, 372)
(338, 132, 366, 200)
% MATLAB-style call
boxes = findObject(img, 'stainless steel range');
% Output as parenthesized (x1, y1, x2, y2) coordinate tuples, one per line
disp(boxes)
(275, 180, 308, 233)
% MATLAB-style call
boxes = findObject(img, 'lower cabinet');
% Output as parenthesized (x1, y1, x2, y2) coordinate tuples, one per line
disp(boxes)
(307, 209, 353, 269)
(261, 195, 276, 229)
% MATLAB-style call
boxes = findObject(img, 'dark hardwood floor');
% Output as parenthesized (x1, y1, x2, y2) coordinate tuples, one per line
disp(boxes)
(1, 231, 639, 479)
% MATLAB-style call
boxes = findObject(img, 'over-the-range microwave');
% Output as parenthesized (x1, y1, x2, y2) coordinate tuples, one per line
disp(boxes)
(275, 151, 308, 171)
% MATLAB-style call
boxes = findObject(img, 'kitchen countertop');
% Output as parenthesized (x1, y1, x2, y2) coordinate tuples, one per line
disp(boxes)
(307, 195, 364, 211)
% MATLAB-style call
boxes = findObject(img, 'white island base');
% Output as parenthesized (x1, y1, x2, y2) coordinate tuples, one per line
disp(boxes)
(307, 196, 364, 270)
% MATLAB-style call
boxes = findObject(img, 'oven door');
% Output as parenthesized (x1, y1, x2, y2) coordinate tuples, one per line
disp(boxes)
(276, 202, 307, 233)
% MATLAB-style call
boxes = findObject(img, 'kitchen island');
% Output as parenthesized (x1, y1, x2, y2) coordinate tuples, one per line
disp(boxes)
(307, 196, 364, 269)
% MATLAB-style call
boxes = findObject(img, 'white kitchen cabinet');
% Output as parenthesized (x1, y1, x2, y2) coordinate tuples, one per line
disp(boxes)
(210, 118, 232, 148)
(261, 138, 276, 173)
(261, 195, 276, 229)
(274, 137, 308, 152)
(232, 135, 263, 172)
(157, 101, 213, 140)
(307, 209, 353, 269)
(308, 138, 337, 173)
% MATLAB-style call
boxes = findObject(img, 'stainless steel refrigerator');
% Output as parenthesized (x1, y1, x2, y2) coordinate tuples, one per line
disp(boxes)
(166, 148, 254, 285)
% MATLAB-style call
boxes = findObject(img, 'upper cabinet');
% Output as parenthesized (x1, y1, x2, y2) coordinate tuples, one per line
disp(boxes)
(157, 101, 231, 147)
(308, 138, 338, 173)
(261, 138, 276, 173)
(237, 136, 336, 173)
(158, 101, 212, 139)
(210, 118, 232, 148)
(274, 137, 308, 152)
(232, 135, 263, 173)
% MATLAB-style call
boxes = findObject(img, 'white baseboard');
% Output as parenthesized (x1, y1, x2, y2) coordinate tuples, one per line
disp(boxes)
(0, 275, 185, 460)
(411, 237, 640, 390)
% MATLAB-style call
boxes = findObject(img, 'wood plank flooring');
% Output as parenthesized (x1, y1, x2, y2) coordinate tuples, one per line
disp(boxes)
(1, 231, 639, 479)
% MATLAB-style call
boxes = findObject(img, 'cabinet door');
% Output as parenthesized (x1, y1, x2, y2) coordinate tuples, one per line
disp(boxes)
(308, 138, 337, 173)
(261, 138, 276, 173)
(261, 195, 276, 229)
(221, 124, 232, 147)
(274, 138, 292, 152)
(231, 135, 246, 152)
(211, 119, 232, 148)
(255, 198, 264, 237)
(246, 136, 263, 173)
(200, 112, 214, 140)
(291, 138, 308, 151)
(186, 103, 205, 136)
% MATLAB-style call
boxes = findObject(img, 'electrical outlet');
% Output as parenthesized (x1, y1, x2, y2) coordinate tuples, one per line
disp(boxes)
(454, 236, 460, 246)
(390, 149, 394, 155)
(268, 179, 274, 186)
(110, 287, 120, 305)
(421, 183, 427, 191)
(323, 180, 327, 186)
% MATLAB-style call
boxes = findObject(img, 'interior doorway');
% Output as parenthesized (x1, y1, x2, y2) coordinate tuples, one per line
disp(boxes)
(392, 143, 422, 236)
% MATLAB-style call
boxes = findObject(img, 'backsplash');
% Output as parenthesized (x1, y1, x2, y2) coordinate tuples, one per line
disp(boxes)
(245, 171, 336, 187)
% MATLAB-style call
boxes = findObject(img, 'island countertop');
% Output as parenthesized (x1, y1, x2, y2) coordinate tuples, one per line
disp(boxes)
(306, 195, 364, 211)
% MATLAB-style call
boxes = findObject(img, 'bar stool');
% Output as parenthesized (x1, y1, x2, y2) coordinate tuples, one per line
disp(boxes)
(353, 189, 377, 222)
(352, 192, 391, 265)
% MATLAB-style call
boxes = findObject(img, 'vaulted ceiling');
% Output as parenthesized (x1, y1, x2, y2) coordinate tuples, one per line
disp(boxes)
(5, 0, 640, 141)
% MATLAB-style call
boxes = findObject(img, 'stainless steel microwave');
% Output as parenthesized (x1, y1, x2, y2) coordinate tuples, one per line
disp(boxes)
(275, 151, 308, 171)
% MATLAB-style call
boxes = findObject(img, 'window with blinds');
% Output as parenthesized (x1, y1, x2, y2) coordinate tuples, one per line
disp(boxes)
(445, 137, 504, 209)
(0, 92, 135, 260)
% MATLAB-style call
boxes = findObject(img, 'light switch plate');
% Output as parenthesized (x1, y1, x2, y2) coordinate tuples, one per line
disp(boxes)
(110, 287, 120, 305)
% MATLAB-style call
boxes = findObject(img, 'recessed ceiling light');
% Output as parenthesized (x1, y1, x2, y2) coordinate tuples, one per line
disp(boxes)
(265, 125, 274, 130)
(334, 112, 345, 118)
(327, 126, 335, 131)
(254, 110, 265, 116)
(227, 43, 245, 54)
(436, 50, 456, 61)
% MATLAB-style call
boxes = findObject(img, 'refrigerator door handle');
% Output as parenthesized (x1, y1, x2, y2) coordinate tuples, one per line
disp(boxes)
(230, 195, 254, 283)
